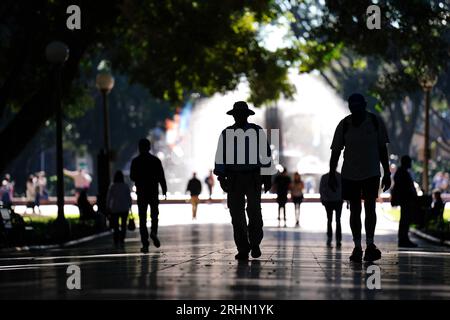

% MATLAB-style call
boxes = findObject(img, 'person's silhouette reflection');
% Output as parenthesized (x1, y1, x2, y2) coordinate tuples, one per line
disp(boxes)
(130, 138, 167, 253)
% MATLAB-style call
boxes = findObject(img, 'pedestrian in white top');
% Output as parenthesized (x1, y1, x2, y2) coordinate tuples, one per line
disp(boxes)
(107, 170, 132, 246)
(64, 168, 92, 193)
(328, 93, 391, 263)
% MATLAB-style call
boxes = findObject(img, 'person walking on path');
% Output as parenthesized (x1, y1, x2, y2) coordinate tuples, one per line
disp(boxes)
(130, 138, 167, 253)
(107, 170, 132, 246)
(291, 172, 304, 227)
(328, 93, 391, 262)
(64, 167, 92, 195)
(205, 170, 215, 200)
(320, 172, 343, 248)
(391, 155, 418, 247)
(273, 168, 291, 227)
(186, 172, 202, 220)
(214, 101, 273, 261)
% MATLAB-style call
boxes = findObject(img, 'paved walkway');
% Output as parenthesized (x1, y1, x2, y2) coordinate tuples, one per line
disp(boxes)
(1, 203, 450, 299)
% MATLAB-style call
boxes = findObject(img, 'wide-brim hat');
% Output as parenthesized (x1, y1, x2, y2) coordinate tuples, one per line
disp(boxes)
(226, 101, 255, 116)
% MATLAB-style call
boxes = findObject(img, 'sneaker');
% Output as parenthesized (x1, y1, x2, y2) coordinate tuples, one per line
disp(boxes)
(336, 242, 342, 249)
(349, 247, 363, 263)
(150, 233, 161, 248)
(364, 244, 382, 262)
(140, 246, 149, 254)
(251, 246, 262, 258)
(326, 239, 332, 247)
(235, 252, 249, 260)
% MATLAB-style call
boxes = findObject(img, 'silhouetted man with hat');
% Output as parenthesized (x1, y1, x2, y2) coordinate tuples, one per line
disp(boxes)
(130, 138, 167, 253)
(214, 101, 273, 260)
(329, 93, 391, 262)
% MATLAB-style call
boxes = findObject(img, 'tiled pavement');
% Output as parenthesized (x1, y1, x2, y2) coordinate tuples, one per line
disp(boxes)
(1, 203, 450, 300)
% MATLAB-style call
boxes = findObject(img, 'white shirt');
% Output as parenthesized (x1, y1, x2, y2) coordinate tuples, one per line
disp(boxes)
(331, 112, 389, 181)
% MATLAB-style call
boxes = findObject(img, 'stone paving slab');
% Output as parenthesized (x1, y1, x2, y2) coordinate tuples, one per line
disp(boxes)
(0, 204, 450, 300)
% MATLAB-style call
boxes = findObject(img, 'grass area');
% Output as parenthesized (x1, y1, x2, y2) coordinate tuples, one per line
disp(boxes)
(385, 207, 450, 222)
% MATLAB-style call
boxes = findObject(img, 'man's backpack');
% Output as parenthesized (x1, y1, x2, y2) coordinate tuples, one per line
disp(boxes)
(342, 112, 379, 145)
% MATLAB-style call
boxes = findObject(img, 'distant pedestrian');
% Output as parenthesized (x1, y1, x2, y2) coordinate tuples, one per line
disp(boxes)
(36, 171, 49, 201)
(320, 172, 343, 248)
(0, 174, 14, 208)
(432, 190, 445, 225)
(26, 175, 39, 214)
(187, 172, 202, 220)
(274, 168, 291, 226)
(329, 93, 391, 262)
(64, 168, 92, 195)
(291, 172, 304, 227)
(130, 138, 167, 253)
(391, 155, 418, 247)
(205, 170, 215, 200)
(107, 170, 132, 246)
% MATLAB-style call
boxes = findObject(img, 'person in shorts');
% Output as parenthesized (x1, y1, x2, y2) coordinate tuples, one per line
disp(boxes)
(328, 93, 391, 262)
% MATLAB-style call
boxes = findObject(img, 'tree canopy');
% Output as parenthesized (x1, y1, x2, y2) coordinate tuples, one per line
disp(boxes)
(0, 0, 294, 173)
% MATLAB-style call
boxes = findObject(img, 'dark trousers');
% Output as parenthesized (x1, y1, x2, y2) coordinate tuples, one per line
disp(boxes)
(324, 201, 343, 242)
(399, 203, 414, 243)
(137, 194, 159, 247)
(349, 198, 377, 243)
(110, 211, 128, 243)
(227, 172, 263, 253)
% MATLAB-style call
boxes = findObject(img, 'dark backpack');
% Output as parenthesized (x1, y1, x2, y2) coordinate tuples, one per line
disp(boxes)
(342, 112, 379, 145)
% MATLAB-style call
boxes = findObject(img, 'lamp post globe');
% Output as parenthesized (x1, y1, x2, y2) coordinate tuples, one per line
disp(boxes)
(96, 71, 115, 93)
(45, 41, 69, 64)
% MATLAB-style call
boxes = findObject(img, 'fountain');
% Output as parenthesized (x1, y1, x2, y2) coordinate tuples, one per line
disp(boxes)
(157, 72, 348, 194)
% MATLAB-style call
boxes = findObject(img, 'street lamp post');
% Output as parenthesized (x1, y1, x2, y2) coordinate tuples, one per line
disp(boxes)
(419, 70, 438, 194)
(95, 71, 114, 214)
(45, 41, 69, 225)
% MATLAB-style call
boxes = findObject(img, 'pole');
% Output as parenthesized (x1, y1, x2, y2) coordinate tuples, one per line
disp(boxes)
(102, 90, 111, 180)
(423, 89, 430, 194)
(55, 66, 65, 221)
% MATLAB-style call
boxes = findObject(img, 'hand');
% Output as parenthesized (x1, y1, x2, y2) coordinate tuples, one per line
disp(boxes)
(328, 173, 337, 192)
(381, 174, 391, 192)
(218, 177, 229, 193)
(263, 176, 272, 193)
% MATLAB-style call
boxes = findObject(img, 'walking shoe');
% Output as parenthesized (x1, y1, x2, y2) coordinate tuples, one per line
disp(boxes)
(140, 246, 149, 254)
(364, 244, 382, 262)
(251, 246, 262, 258)
(349, 247, 363, 263)
(326, 239, 332, 247)
(235, 252, 249, 260)
(150, 233, 161, 248)
(336, 242, 342, 249)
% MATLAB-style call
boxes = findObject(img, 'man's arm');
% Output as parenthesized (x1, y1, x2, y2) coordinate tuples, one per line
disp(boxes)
(379, 144, 391, 191)
(158, 161, 167, 196)
(328, 150, 341, 191)
(129, 160, 136, 182)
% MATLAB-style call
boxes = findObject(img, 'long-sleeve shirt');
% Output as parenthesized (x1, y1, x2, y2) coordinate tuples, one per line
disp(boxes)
(106, 182, 132, 213)
(130, 153, 167, 195)
(186, 178, 202, 196)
